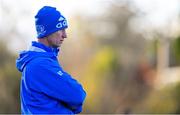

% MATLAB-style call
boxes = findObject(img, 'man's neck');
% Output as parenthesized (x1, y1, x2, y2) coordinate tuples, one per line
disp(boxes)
(37, 38, 50, 47)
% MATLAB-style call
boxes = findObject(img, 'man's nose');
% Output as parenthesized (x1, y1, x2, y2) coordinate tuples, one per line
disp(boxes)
(62, 30, 67, 38)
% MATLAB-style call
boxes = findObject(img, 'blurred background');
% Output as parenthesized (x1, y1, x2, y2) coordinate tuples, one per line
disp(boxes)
(0, 0, 180, 114)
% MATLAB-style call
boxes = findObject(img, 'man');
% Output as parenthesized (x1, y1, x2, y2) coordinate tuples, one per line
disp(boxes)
(16, 6, 86, 114)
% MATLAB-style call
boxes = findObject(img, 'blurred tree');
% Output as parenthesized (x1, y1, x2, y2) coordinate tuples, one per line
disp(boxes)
(0, 1, 33, 113)
(81, 1, 155, 113)
(172, 36, 180, 65)
(133, 85, 177, 114)
(0, 40, 20, 113)
(174, 82, 180, 113)
(82, 46, 119, 113)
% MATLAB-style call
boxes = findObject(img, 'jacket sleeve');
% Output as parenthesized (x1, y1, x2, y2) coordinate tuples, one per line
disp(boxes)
(27, 58, 86, 113)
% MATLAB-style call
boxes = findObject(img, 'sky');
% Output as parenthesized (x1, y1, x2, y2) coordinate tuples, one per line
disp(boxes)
(1, 0, 179, 32)
(1, 0, 179, 25)
(29, 0, 180, 27)
(0, 0, 180, 51)
(22, 0, 109, 17)
(133, 0, 179, 24)
(131, 0, 180, 35)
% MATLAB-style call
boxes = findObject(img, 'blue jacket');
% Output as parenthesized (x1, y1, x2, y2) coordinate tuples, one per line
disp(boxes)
(16, 41, 86, 114)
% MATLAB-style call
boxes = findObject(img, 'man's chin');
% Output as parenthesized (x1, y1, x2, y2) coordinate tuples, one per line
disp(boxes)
(52, 44, 61, 48)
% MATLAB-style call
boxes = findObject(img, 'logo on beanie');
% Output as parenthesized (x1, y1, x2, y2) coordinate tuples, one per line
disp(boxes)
(36, 25, 46, 36)
(58, 17, 65, 21)
(56, 20, 67, 29)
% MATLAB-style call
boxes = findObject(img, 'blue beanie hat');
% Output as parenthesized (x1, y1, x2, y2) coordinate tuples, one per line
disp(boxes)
(35, 6, 68, 38)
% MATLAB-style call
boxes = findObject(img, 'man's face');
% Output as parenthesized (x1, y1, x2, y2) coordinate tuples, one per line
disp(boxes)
(46, 29, 67, 48)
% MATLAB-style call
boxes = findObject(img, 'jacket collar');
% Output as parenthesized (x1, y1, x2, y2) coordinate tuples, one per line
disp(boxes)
(29, 41, 60, 56)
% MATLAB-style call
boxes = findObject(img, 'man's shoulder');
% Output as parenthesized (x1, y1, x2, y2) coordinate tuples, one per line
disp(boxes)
(27, 56, 56, 68)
